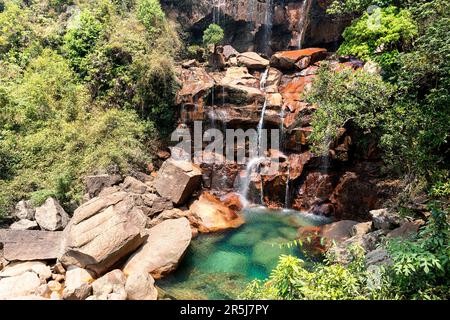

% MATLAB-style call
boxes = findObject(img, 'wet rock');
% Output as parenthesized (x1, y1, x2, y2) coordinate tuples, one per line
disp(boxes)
(125, 271, 158, 300)
(92, 269, 127, 300)
(84, 174, 122, 199)
(270, 48, 327, 70)
(237, 52, 269, 69)
(155, 159, 203, 206)
(189, 193, 245, 233)
(59, 191, 147, 276)
(293, 172, 335, 211)
(62, 266, 94, 300)
(123, 218, 191, 279)
(330, 172, 380, 220)
(0, 229, 63, 261)
(35, 198, 70, 231)
(10, 219, 38, 231)
(264, 67, 283, 93)
(13, 200, 35, 220)
(0, 271, 41, 299)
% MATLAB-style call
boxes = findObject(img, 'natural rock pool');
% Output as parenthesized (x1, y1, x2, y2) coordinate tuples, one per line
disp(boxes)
(157, 207, 331, 299)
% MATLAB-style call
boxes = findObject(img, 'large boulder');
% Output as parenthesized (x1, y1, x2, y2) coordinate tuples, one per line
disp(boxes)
(59, 191, 148, 276)
(189, 193, 245, 233)
(35, 198, 70, 231)
(91, 269, 127, 300)
(62, 266, 94, 300)
(155, 159, 202, 206)
(237, 52, 269, 69)
(0, 271, 42, 299)
(123, 218, 192, 279)
(0, 229, 63, 261)
(13, 200, 35, 220)
(270, 48, 327, 70)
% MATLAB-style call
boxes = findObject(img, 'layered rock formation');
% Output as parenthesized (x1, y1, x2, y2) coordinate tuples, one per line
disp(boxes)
(161, 0, 353, 53)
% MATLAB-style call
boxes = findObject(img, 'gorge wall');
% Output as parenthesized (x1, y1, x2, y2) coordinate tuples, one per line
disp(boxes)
(161, 0, 353, 54)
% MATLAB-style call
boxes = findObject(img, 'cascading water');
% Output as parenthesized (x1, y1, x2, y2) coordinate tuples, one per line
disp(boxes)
(239, 68, 270, 206)
(284, 160, 291, 209)
(261, 0, 274, 55)
(296, 0, 313, 49)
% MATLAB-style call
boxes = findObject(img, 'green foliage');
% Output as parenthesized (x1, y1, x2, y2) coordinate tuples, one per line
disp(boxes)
(240, 248, 368, 300)
(385, 204, 449, 299)
(202, 23, 224, 47)
(307, 62, 394, 155)
(136, 0, 166, 36)
(63, 10, 105, 78)
(338, 6, 418, 71)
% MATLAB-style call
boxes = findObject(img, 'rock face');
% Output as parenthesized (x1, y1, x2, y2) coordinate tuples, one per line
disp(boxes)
(35, 198, 70, 231)
(161, 0, 352, 53)
(123, 218, 192, 279)
(59, 191, 148, 276)
(0, 229, 63, 261)
(155, 159, 203, 206)
(189, 193, 245, 233)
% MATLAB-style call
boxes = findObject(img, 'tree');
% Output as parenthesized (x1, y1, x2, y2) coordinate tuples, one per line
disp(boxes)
(202, 23, 224, 52)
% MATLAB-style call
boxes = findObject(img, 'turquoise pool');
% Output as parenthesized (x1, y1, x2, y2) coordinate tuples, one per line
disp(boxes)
(157, 207, 331, 300)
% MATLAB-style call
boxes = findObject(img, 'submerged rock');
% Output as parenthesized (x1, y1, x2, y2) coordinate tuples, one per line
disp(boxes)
(202, 251, 249, 274)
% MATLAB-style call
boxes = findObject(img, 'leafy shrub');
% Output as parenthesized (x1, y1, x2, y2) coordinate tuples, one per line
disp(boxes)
(63, 10, 105, 78)
(307, 62, 394, 155)
(338, 6, 418, 72)
(136, 0, 166, 36)
(203, 23, 224, 48)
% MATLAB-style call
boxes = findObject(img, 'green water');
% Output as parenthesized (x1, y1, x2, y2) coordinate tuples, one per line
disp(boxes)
(157, 207, 331, 300)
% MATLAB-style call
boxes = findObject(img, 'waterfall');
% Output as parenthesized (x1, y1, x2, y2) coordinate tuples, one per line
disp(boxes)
(284, 160, 291, 208)
(261, 0, 274, 55)
(239, 157, 265, 207)
(297, 0, 313, 49)
(239, 68, 270, 207)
